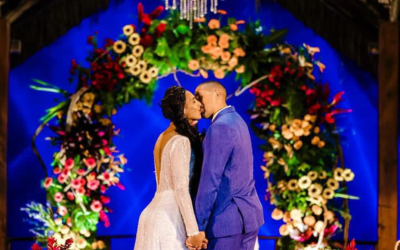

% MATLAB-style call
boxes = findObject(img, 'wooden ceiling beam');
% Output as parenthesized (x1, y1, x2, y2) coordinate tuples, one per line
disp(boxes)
(5, 0, 40, 24)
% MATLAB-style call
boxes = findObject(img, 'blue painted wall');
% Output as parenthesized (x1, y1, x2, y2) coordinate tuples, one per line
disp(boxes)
(7, 0, 378, 248)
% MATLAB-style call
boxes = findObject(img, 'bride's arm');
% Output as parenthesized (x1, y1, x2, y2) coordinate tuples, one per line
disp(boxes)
(170, 137, 200, 236)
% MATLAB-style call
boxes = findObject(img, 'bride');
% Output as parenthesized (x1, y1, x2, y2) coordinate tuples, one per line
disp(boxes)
(134, 86, 208, 250)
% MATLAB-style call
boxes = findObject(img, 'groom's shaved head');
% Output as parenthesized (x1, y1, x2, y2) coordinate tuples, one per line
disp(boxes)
(197, 81, 227, 100)
(195, 81, 228, 119)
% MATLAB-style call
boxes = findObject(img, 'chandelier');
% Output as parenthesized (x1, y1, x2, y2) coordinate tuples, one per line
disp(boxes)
(165, 0, 220, 28)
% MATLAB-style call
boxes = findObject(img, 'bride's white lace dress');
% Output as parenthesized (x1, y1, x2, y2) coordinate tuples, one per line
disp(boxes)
(134, 135, 199, 250)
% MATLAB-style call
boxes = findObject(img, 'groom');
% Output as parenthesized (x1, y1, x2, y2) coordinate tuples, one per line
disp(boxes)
(189, 81, 264, 250)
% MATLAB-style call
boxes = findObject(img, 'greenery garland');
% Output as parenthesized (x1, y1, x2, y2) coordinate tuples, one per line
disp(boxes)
(22, 3, 355, 250)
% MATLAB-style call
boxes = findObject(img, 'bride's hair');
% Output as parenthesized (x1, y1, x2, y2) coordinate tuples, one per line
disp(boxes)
(159, 86, 203, 197)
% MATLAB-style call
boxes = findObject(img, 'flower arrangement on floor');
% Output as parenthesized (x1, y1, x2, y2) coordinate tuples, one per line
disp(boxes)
(31, 236, 74, 250)
(22, 2, 355, 250)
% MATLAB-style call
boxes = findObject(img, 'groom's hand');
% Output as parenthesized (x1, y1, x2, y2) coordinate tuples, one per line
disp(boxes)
(185, 232, 207, 250)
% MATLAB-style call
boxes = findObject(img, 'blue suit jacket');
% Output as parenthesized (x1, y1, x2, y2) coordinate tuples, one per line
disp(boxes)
(195, 106, 264, 238)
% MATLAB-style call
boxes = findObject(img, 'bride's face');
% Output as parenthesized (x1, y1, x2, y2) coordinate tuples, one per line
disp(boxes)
(184, 91, 203, 122)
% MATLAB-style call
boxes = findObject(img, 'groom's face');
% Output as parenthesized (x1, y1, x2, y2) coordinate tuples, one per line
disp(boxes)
(195, 85, 214, 119)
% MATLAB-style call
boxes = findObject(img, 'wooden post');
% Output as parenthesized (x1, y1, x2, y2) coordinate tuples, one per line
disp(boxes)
(377, 22, 399, 250)
(0, 18, 9, 250)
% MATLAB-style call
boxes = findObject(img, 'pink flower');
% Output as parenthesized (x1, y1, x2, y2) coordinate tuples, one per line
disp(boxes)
(85, 158, 96, 168)
(87, 180, 100, 191)
(61, 168, 70, 177)
(43, 177, 53, 189)
(67, 192, 75, 201)
(103, 147, 112, 156)
(80, 178, 86, 186)
(77, 169, 86, 176)
(90, 200, 103, 212)
(101, 195, 111, 204)
(102, 139, 108, 146)
(71, 179, 82, 189)
(100, 210, 110, 227)
(98, 131, 105, 137)
(100, 185, 107, 193)
(58, 175, 67, 184)
(58, 205, 68, 216)
(53, 167, 61, 174)
(117, 182, 125, 190)
(54, 192, 64, 203)
(65, 158, 74, 169)
(77, 187, 86, 195)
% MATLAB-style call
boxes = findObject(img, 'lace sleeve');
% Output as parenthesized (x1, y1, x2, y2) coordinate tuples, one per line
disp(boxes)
(170, 136, 200, 237)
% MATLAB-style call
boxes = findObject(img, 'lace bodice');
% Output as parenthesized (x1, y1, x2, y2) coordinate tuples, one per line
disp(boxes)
(155, 135, 199, 236)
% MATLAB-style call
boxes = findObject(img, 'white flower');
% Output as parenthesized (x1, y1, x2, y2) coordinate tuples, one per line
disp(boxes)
(148, 66, 159, 78)
(290, 209, 302, 222)
(334, 168, 344, 181)
(287, 179, 298, 191)
(128, 33, 141, 46)
(308, 183, 323, 198)
(298, 176, 312, 190)
(123, 25, 135, 36)
(129, 65, 142, 76)
(61, 225, 70, 234)
(326, 178, 339, 190)
(343, 169, 355, 182)
(125, 55, 137, 67)
(322, 188, 335, 200)
(113, 40, 126, 54)
(76, 237, 87, 249)
(139, 71, 152, 84)
(314, 220, 325, 233)
(307, 171, 318, 181)
(132, 45, 144, 58)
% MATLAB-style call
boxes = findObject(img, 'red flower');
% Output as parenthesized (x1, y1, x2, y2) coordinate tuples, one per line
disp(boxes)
(104, 38, 114, 47)
(140, 34, 153, 48)
(71, 179, 82, 189)
(58, 174, 67, 184)
(330, 91, 345, 107)
(64, 158, 74, 169)
(87, 35, 94, 45)
(88, 180, 100, 191)
(77, 187, 86, 195)
(80, 178, 86, 186)
(270, 98, 282, 107)
(101, 195, 111, 204)
(101, 185, 107, 193)
(149, 6, 165, 19)
(77, 169, 86, 176)
(346, 239, 357, 250)
(90, 200, 103, 212)
(100, 210, 110, 227)
(66, 192, 75, 201)
(138, 2, 144, 20)
(309, 103, 321, 114)
(85, 158, 96, 168)
(325, 109, 352, 124)
(71, 59, 78, 69)
(31, 243, 42, 250)
(44, 177, 53, 189)
(117, 182, 126, 190)
(103, 147, 112, 156)
(53, 167, 61, 174)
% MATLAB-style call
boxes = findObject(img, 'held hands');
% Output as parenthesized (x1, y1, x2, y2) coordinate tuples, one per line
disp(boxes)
(185, 231, 208, 250)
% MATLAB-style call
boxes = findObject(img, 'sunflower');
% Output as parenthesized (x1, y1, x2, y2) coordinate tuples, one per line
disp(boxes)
(326, 178, 339, 190)
(129, 64, 142, 76)
(287, 179, 298, 191)
(334, 168, 344, 181)
(123, 25, 135, 36)
(129, 33, 141, 46)
(298, 175, 312, 189)
(307, 171, 318, 181)
(125, 55, 138, 67)
(343, 169, 355, 182)
(113, 40, 127, 54)
(132, 45, 144, 58)
(148, 67, 159, 78)
(322, 188, 335, 199)
(308, 183, 323, 198)
(139, 71, 152, 84)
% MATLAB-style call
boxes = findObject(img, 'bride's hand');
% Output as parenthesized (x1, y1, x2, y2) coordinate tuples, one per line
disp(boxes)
(185, 232, 206, 249)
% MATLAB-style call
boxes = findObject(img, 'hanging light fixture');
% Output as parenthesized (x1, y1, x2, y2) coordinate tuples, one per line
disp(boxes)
(165, 0, 220, 28)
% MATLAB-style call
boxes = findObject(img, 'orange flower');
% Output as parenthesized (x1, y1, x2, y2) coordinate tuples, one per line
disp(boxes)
(213, 68, 225, 79)
(207, 35, 218, 46)
(217, 9, 227, 15)
(316, 61, 326, 73)
(230, 24, 238, 31)
(188, 60, 200, 71)
(235, 65, 245, 74)
(303, 215, 316, 227)
(194, 17, 206, 23)
(279, 224, 289, 236)
(210, 47, 223, 59)
(208, 19, 220, 29)
(200, 69, 209, 79)
(221, 51, 231, 62)
(228, 56, 238, 68)
(201, 45, 213, 54)
(236, 20, 246, 25)
(234, 47, 246, 57)
(271, 208, 283, 220)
